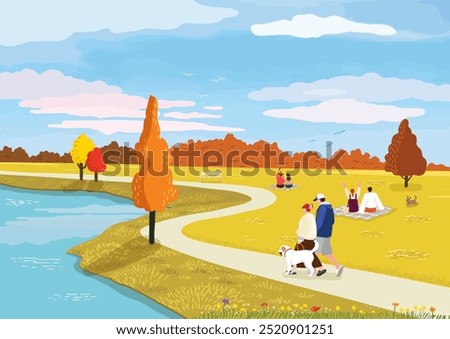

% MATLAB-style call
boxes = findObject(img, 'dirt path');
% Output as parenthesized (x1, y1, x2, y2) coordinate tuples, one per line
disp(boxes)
(2, 171, 449, 314)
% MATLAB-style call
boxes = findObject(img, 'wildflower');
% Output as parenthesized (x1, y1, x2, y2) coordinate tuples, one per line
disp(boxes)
(260, 302, 268, 307)
(222, 298, 230, 305)
(232, 303, 238, 309)
(286, 306, 291, 311)
(352, 306, 357, 311)
(399, 308, 404, 313)
(371, 310, 376, 314)
(421, 306, 426, 311)
(430, 306, 436, 314)
(280, 306, 285, 311)
(406, 308, 410, 313)
(359, 310, 364, 314)
(216, 303, 222, 310)
(335, 306, 341, 311)
(240, 308, 247, 312)
(392, 302, 400, 307)
(252, 308, 257, 312)
(293, 303, 299, 308)
(413, 305, 418, 311)
(310, 306, 321, 313)
(303, 303, 308, 308)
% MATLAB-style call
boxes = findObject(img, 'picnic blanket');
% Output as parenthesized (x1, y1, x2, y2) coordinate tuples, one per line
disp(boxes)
(334, 206, 393, 220)
(267, 184, 299, 190)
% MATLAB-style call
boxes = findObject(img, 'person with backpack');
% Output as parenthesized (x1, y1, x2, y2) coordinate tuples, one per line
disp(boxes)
(312, 193, 344, 277)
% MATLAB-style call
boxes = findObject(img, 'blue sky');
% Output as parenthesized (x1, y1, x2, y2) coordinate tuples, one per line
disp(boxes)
(0, 0, 449, 164)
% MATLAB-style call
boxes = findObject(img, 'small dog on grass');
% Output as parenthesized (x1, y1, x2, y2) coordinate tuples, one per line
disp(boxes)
(278, 241, 319, 276)
(406, 196, 419, 207)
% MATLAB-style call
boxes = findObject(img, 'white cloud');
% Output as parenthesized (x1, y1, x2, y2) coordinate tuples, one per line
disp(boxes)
(163, 111, 222, 119)
(0, 69, 120, 100)
(49, 120, 244, 135)
(249, 73, 450, 103)
(0, 0, 238, 46)
(262, 99, 425, 124)
(251, 14, 396, 39)
(203, 105, 224, 111)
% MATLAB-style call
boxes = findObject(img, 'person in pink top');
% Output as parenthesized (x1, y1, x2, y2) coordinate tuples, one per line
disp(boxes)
(276, 169, 285, 188)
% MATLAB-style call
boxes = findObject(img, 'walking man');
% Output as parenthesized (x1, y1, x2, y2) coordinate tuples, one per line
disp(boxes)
(313, 193, 344, 277)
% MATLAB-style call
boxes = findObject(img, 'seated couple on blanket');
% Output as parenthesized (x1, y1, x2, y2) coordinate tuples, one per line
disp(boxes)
(276, 169, 294, 188)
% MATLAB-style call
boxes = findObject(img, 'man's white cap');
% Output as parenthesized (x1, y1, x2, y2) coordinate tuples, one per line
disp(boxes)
(313, 193, 325, 201)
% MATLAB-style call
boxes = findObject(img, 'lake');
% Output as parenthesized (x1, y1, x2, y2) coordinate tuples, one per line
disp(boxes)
(0, 184, 181, 319)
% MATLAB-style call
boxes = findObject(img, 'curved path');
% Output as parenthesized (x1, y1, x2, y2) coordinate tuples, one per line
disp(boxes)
(2, 170, 450, 314)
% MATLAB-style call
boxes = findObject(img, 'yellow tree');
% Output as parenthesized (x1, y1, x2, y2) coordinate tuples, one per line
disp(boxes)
(132, 96, 178, 244)
(70, 134, 95, 180)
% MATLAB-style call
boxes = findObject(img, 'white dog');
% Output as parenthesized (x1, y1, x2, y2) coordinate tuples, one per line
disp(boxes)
(278, 241, 319, 276)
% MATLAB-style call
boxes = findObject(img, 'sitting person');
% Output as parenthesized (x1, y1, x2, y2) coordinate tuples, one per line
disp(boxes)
(359, 186, 384, 213)
(285, 173, 294, 188)
(295, 203, 326, 276)
(342, 181, 361, 213)
(276, 170, 285, 188)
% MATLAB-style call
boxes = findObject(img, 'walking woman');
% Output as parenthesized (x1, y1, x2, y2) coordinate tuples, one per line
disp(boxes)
(295, 203, 326, 276)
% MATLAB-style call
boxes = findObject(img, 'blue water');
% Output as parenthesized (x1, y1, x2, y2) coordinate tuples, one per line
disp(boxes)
(0, 185, 182, 319)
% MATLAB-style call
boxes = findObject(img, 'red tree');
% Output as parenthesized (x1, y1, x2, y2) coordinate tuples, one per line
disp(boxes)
(385, 119, 427, 187)
(86, 147, 107, 182)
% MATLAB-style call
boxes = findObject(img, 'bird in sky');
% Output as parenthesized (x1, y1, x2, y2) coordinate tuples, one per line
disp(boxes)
(197, 93, 208, 97)
(182, 72, 193, 76)
(307, 139, 316, 142)
(211, 77, 226, 83)
(334, 129, 346, 135)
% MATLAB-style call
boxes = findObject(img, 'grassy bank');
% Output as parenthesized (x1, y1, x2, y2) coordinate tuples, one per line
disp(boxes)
(0, 174, 404, 319)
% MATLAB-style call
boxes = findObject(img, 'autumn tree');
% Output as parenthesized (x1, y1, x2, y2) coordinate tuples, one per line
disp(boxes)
(70, 134, 95, 180)
(385, 119, 427, 187)
(132, 96, 178, 244)
(86, 147, 106, 182)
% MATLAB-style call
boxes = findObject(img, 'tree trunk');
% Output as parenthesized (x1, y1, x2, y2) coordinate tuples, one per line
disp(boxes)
(149, 211, 156, 244)
(94, 172, 98, 182)
(402, 175, 412, 188)
(77, 163, 84, 180)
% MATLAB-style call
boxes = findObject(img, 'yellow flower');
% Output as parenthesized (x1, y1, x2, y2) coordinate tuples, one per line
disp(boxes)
(216, 303, 222, 310)
(303, 304, 308, 308)
(421, 306, 426, 311)
(359, 310, 364, 314)
(335, 306, 341, 311)
(293, 303, 299, 308)
(280, 306, 285, 311)
(399, 308, 404, 313)
(406, 308, 410, 313)
(252, 308, 257, 312)
(240, 308, 247, 312)
(371, 310, 376, 314)
(232, 303, 238, 309)
(286, 306, 291, 311)
(413, 305, 418, 311)
(352, 306, 357, 311)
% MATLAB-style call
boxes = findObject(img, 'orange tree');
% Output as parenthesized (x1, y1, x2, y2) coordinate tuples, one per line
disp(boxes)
(86, 147, 106, 182)
(385, 119, 427, 188)
(132, 96, 178, 244)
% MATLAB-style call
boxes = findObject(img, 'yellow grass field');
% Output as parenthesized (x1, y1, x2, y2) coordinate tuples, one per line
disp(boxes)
(2, 162, 449, 286)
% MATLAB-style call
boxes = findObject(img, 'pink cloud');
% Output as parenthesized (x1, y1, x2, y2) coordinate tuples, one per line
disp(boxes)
(20, 94, 146, 118)
(49, 120, 244, 135)
(159, 100, 196, 109)
(262, 99, 425, 124)
(203, 105, 224, 111)
(163, 111, 222, 119)
(0, 69, 121, 100)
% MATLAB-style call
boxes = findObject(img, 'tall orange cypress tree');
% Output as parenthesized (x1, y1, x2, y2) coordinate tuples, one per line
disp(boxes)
(385, 119, 427, 188)
(132, 96, 178, 244)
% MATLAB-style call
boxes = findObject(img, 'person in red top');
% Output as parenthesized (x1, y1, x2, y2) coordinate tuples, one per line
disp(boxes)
(276, 169, 285, 188)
